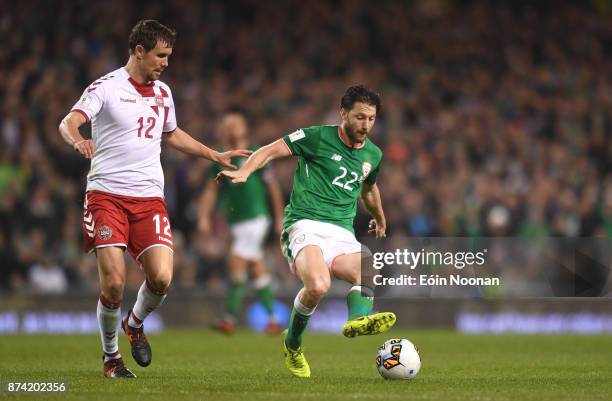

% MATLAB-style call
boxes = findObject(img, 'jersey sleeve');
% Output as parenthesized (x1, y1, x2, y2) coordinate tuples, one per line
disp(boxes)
(282, 126, 323, 158)
(71, 82, 107, 122)
(161, 85, 177, 133)
(365, 156, 382, 185)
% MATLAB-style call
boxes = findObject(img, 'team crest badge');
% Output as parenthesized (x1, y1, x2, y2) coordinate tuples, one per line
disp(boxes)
(97, 225, 113, 241)
(155, 94, 164, 107)
(362, 162, 372, 178)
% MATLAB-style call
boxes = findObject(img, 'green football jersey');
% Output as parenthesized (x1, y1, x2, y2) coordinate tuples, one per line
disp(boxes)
(210, 147, 271, 224)
(282, 125, 382, 233)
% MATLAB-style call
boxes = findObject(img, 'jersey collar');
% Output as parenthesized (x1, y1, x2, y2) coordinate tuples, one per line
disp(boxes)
(338, 125, 366, 149)
(122, 67, 154, 89)
(128, 77, 154, 89)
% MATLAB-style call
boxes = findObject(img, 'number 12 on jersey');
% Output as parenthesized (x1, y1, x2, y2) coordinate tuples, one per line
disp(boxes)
(153, 214, 171, 237)
(137, 117, 156, 138)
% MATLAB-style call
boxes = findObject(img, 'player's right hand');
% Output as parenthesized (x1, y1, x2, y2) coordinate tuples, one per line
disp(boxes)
(368, 218, 387, 238)
(216, 169, 249, 184)
(74, 139, 95, 159)
(215, 149, 252, 169)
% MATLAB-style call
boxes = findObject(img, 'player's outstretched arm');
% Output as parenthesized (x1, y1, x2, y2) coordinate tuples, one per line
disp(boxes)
(163, 127, 251, 169)
(59, 111, 95, 159)
(217, 139, 292, 184)
(361, 182, 387, 238)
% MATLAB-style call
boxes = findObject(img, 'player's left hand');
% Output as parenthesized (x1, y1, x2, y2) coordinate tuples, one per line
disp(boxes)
(216, 169, 250, 184)
(215, 149, 252, 169)
(368, 219, 386, 238)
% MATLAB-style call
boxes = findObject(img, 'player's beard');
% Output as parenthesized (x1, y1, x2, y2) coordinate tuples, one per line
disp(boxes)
(344, 123, 368, 145)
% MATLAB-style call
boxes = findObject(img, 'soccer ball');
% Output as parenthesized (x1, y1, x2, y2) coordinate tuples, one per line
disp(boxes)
(375, 338, 421, 380)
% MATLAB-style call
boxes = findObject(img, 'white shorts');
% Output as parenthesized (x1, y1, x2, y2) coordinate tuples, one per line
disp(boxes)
(280, 219, 363, 272)
(230, 216, 270, 260)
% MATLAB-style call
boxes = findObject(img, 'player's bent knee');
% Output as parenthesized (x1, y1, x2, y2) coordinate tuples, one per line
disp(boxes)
(102, 276, 125, 302)
(305, 279, 331, 300)
(148, 270, 172, 293)
(149, 277, 171, 293)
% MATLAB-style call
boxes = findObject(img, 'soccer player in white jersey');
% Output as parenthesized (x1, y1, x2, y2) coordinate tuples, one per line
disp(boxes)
(58, 20, 249, 378)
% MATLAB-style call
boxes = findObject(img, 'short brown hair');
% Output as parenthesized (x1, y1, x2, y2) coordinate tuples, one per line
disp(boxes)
(341, 85, 381, 114)
(128, 20, 176, 53)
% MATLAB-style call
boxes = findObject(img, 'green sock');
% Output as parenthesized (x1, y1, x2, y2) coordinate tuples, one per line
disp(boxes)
(226, 281, 246, 317)
(347, 285, 374, 320)
(255, 285, 276, 317)
(285, 301, 313, 350)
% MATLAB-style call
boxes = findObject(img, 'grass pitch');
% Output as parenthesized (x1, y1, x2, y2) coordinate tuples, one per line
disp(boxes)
(1, 329, 611, 400)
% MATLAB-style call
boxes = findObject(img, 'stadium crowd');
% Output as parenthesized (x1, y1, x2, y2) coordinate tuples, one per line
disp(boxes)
(1, 0, 612, 294)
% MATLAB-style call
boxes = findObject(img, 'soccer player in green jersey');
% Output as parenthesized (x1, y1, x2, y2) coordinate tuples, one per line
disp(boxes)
(218, 85, 395, 377)
(218, 85, 395, 378)
(198, 112, 285, 335)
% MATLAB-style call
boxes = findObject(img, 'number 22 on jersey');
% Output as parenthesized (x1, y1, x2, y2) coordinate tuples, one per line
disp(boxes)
(332, 166, 359, 191)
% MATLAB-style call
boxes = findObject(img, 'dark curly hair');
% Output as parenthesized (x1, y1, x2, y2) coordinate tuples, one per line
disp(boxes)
(129, 20, 176, 53)
(340, 85, 381, 113)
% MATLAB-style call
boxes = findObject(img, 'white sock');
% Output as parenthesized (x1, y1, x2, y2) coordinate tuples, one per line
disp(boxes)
(295, 292, 317, 316)
(128, 280, 167, 328)
(97, 294, 121, 359)
(350, 285, 375, 298)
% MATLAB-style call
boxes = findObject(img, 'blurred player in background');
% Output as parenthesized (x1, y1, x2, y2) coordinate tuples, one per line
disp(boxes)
(198, 112, 284, 335)
(218, 85, 395, 378)
(58, 20, 249, 378)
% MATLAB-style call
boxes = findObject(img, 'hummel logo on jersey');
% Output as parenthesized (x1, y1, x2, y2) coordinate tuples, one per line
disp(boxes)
(331, 154, 342, 162)
(120, 98, 137, 103)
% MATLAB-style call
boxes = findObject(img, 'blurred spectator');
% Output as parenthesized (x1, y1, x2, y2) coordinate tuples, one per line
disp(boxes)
(0, 229, 25, 291)
(28, 254, 68, 294)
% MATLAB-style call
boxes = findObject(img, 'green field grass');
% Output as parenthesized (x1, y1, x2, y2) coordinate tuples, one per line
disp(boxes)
(1, 329, 611, 400)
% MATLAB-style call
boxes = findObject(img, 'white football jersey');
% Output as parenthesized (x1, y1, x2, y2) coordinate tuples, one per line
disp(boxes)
(71, 67, 177, 198)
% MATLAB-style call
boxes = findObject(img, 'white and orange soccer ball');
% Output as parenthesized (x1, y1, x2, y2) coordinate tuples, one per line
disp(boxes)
(375, 338, 421, 380)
